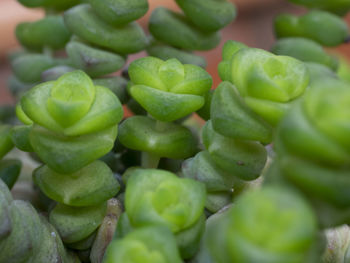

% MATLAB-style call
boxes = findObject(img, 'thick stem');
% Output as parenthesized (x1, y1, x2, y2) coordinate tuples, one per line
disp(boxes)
(141, 152, 160, 169)
(140, 119, 168, 168)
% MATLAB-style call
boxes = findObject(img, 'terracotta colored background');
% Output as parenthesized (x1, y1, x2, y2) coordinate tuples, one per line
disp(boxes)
(1, 0, 350, 105)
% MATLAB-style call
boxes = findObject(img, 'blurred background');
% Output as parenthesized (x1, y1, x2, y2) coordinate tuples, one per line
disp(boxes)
(1, 0, 350, 104)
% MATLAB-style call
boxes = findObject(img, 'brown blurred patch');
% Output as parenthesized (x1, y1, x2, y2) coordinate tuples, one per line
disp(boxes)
(1, 0, 350, 104)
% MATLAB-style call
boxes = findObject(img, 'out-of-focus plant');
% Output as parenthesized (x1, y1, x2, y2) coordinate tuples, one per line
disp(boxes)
(5, 0, 350, 262)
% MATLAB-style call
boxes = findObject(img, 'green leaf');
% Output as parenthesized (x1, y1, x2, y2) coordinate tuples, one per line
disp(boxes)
(66, 41, 125, 78)
(49, 202, 107, 244)
(47, 70, 96, 128)
(33, 160, 120, 207)
(64, 4, 148, 54)
(130, 85, 204, 121)
(0, 125, 14, 159)
(11, 54, 57, 83)
(0, 160, 21, 189)
(88, 0, 148, 26)
(211, 81, 273, 143)
(29, 125, 118, 174)
(149, 7, 221, 51)
(175, 0, 236, 32)
(202, 121, 267, 181)
(118, 116, 198, 159)
(15, 16, 71, 51)
(271, 38, 339, 71)
(147, 42, 207, 68)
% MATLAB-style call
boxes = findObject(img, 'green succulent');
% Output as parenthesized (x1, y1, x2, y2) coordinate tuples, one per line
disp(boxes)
(16, 70, 123, 173)
(274, 10, 348, 46)
(206, 186, 321, 263)
(104, 226, 182, 263)
(217, 42, 309, 129)
(272, 78, 350, 227)
(64, 4, 148, 55)
(127, 57, 212, 121)
(123, 168, 206, 258)
(0, 179, 80, 263)
(16, 16, 71, 51)
(271, 38, 339, 71)
(288, 0, 350, 16)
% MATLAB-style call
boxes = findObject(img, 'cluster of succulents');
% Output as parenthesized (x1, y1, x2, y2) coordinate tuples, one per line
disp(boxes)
(2, 0, 350, 262)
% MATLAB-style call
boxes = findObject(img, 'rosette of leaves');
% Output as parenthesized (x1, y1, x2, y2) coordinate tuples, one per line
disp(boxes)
(15, 70, 123, 173)
(216, 41, 309, 141)
(104, 226, 182, 263)
(206, 186, 322, 263)
(147, 0, 236, 67)
(119, 57, 212, 167)
(274, 10, 349, 47)
(270, 79, 350, 228)
(0, 179, 80, 263)
(120, 168, 206, 259)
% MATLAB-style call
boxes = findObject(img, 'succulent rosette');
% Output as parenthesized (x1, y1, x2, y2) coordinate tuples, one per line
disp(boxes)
(127, 57, 212, 122)
(217, 41, 309, 135)
(104, 226, 182, 263)
(121, 168, 206, 259)
(206, 186, 321, 263)
(16, 70, 123, 173)
(271, 79, 350, 227)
